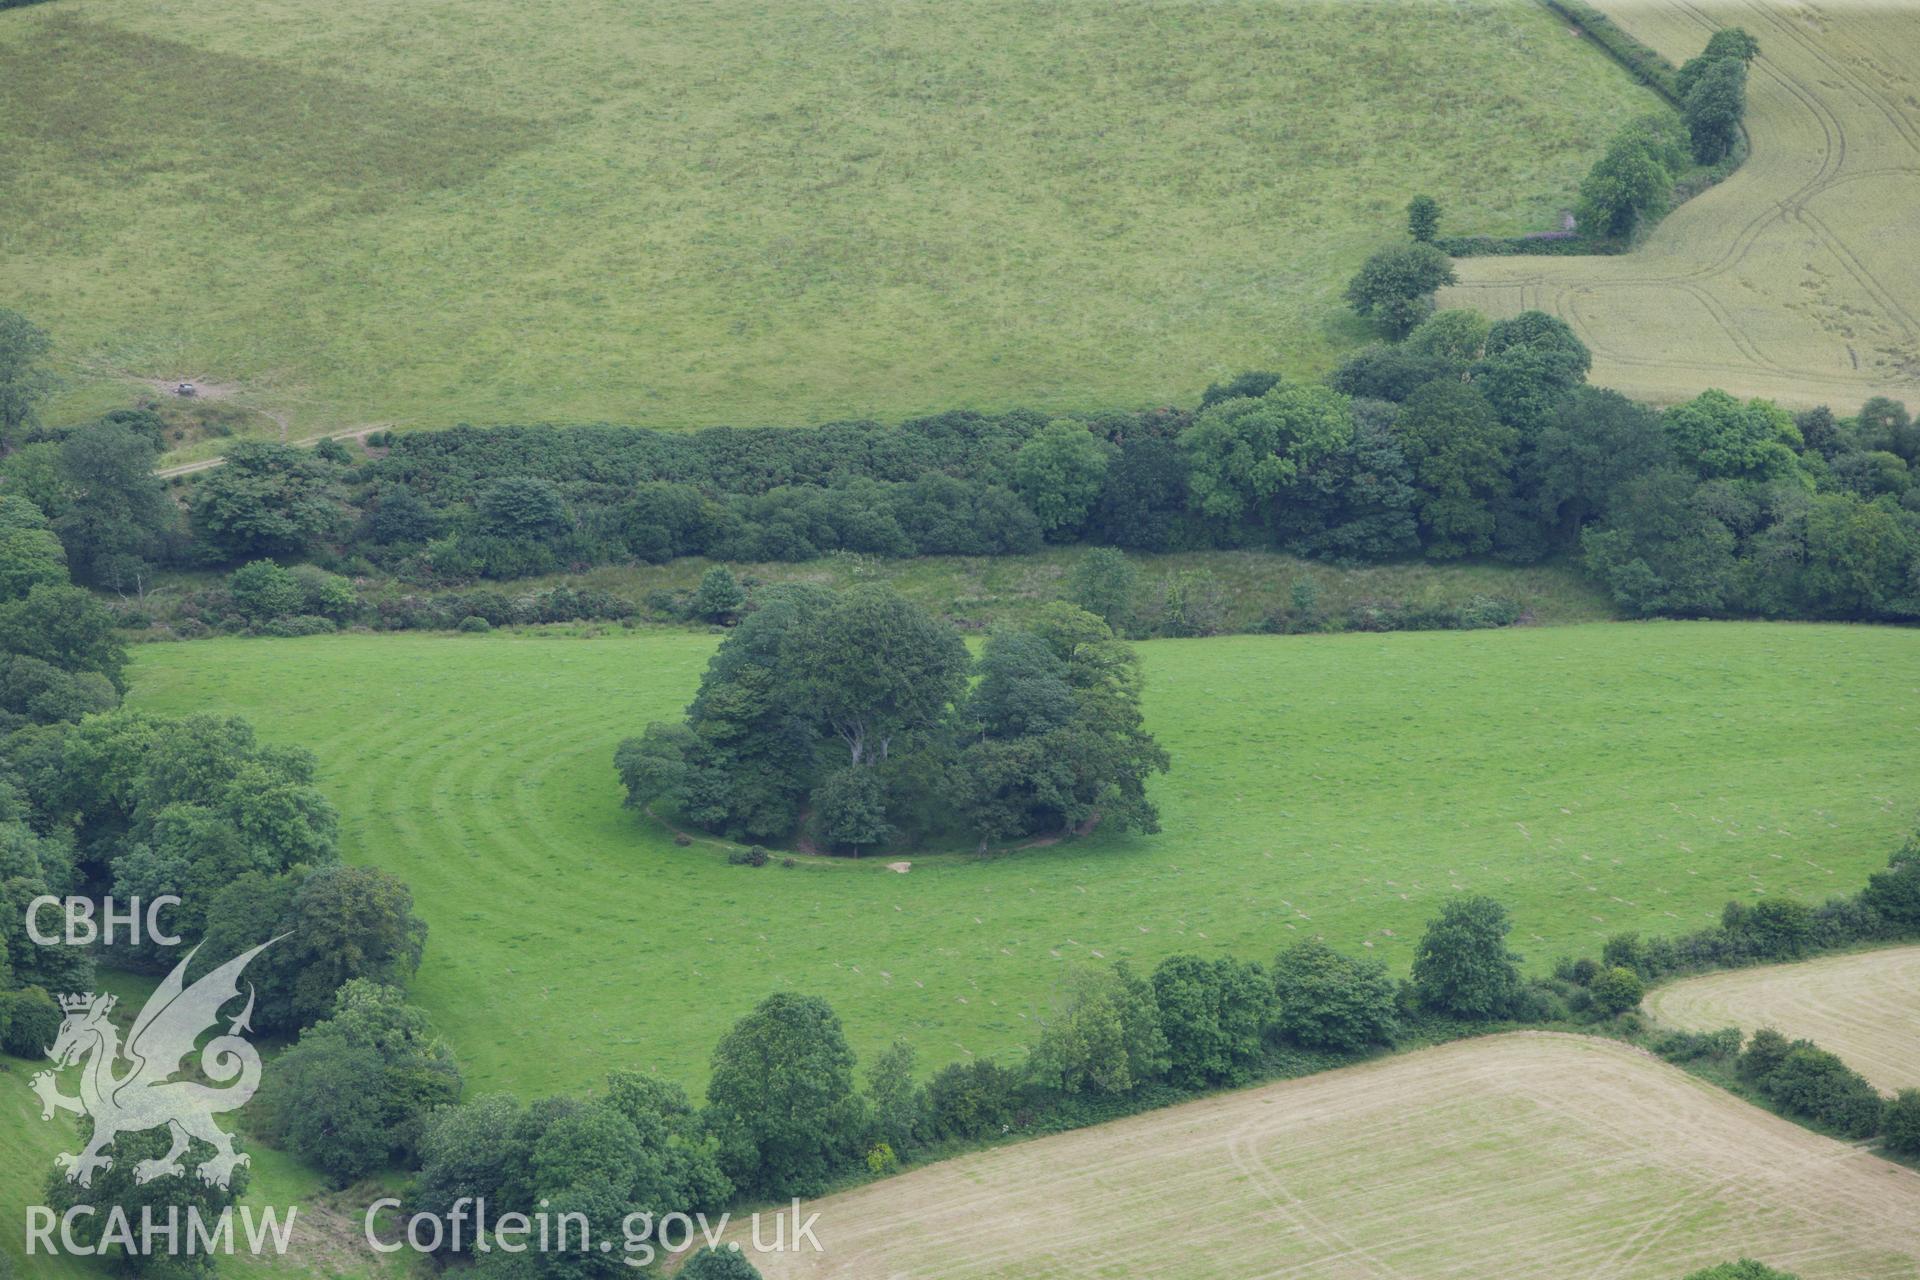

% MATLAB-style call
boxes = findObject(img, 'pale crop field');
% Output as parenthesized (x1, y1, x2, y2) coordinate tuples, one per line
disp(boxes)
(0, 0, 1660, 456)
(1446, 1, 1920, 411)
(735, 1034, 1920, 1279)
(122, 622, 1920, 1098)
(1646, 945, 1920, 1094)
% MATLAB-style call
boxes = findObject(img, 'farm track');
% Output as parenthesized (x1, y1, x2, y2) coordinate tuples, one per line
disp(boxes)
(154, 423, 387, 478)
(740, 1034, 1920, 1279)
(1444, 0, 1920, 409)
(1646, 945, 1920, 1094)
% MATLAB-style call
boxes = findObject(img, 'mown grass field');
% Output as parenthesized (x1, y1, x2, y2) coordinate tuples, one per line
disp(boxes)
(739, 1034, 1920, 1279)
(1445, 1, 1920, 410)
(0, 0, 1661, 456)
(120, 622, 1920, 1099)
(1647, 945, 1920, 1095)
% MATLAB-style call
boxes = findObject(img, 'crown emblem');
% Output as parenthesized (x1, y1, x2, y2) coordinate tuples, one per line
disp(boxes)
(32, 941, 278, 1191)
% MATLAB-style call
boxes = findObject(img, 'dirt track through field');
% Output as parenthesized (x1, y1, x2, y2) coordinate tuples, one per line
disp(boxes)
(737, 1034, 1920, 1279)
(1647, 945, 1920, 1094)
(1443, 1, 1920, 409)
(152, 424, 388, 478)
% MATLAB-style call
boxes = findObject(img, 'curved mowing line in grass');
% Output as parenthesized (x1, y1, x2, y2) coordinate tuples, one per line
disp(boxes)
(125, 622, 1920, 1098)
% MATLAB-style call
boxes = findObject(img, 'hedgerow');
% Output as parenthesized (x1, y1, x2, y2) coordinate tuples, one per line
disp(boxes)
(1542, 0, 1681, 100)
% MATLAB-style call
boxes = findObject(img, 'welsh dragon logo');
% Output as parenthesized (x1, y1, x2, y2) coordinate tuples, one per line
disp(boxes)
(29, 940, 277, 1189)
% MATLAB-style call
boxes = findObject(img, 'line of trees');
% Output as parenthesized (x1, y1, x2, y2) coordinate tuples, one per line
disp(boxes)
(242, 361, 1920, 626)
(1434, 25, 1755, 256)
(1653, 1021, 1919, 1157)
(1678, 28, 1759, 165)
(0, 483, 162, 1055)
(0, 477, 452, 1273)
(183, 365, 1920, 627)
(1683, 1264, 1798, 1280)
(1331, 300, 1919, 618)
(238, 828, 1920, 1278)
(35, 829, 1917, 1277)
(407, 841, 1920, 1276)
(1575, 113, 1693, 242)
(1556, 830, 1920, 987)
(1737, 1026, 1887, 1139)
(393, 890, 1545, 1279)
(6, 295, 1919, 633)
(1559, 830, 1920, 1151)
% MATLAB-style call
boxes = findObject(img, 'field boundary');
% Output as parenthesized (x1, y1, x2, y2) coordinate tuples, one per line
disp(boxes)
(1442, 0, 1749, 258)
(1541, 0, 1682, 100)
(1445, 1, 1920, 409)
(723, 1030, 1920, 1279)
(1438, 130, 1748, 258)
(154, 423, 388, 479)
(758, 935, 1920, 1213)
(1644, 944, 1920, 1096)
(7, 0, 1662, 453)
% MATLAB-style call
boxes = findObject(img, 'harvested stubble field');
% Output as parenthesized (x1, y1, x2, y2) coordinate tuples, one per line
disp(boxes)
(1445, 1, 1920, 410)
(123, 621, 1920, 1098)
(0, 0, 1660, 455)
(1646, 945, 1920, 1094)
(738, 1033, 1920, 1279)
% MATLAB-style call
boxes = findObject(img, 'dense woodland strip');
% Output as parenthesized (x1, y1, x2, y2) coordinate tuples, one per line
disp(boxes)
(28, 307, 1909, 632)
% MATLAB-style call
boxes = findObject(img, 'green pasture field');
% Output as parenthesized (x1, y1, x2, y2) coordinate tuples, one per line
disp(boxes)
(119, 621, 1920, 1101)
(0, 0, 1663, 458)
(0, 1068, 89, 1279)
